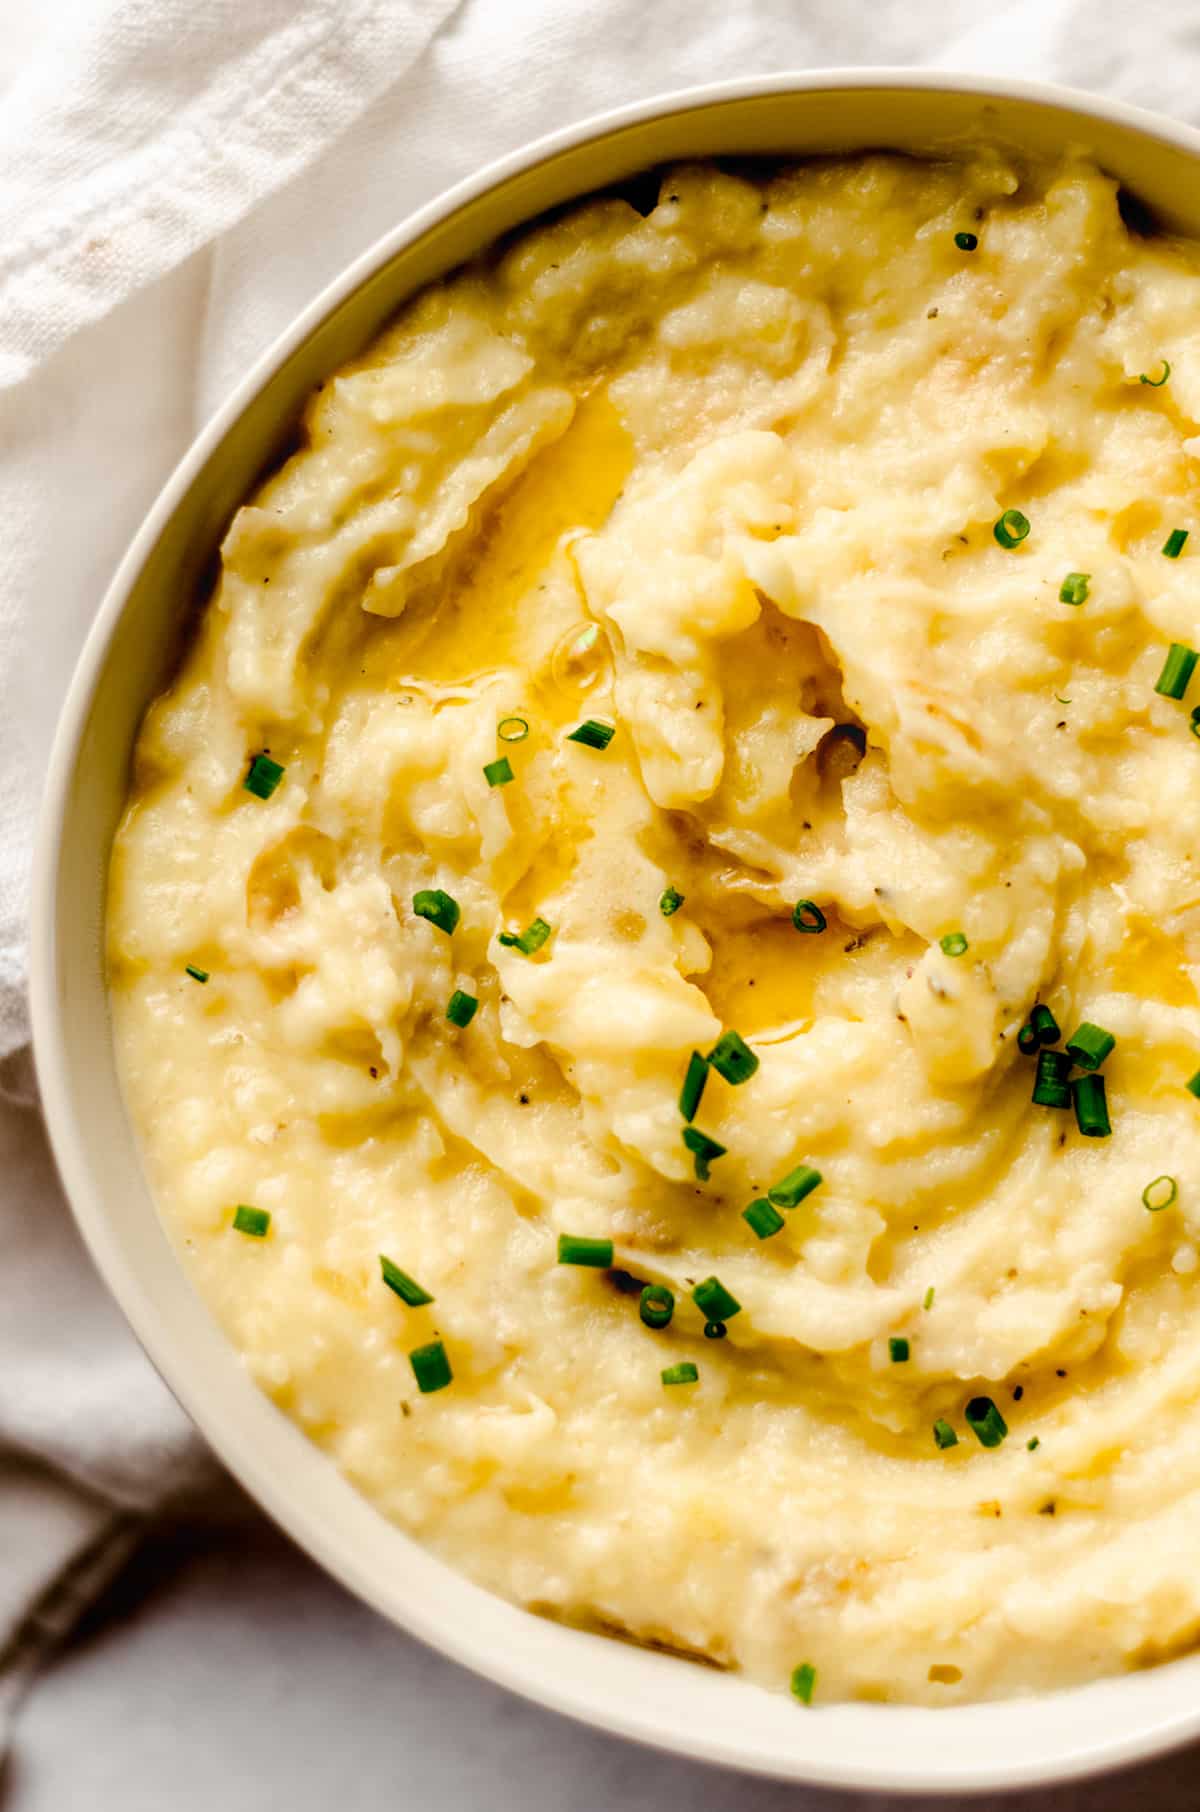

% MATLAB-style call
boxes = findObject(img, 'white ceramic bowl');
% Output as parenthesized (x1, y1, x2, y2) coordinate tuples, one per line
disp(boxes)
(31, 71, 1200, 1796)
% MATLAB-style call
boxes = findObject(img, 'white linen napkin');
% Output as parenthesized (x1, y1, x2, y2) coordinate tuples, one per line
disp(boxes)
(4, 0, 1200, 1783)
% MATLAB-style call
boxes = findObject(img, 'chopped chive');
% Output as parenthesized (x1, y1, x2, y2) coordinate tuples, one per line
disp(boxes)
(1027, 1436, 1040, 1451)
(743, 1197, 785, 1240)
(413, 889, 460, 935)
(662, 1362, 698, 1386)
(790, 1663, 817, 1705)
(703, 1319, 727, 1340)
(1188, 1069, 1200, 1099)
(1155, 641, 1198, 697)
(1190, 707, 1200, 741)
(639, 1283, 674, 1329)
(232, 1204, 270, 1238)
(1032, 1049, 1072, 1109)
(243, 753, 284, 799)
(1142, 1174, 1178, 1212)
(679, 1051, 709, 1122)
(659, 886, 685, 917)
(1030, 1003, 1060, 1045)
(380, 1255, 433, 1306)
(939, 932, 968, 958)
(792, 899, 827, 934)
(185, 964, 210, 984)
(557, 1233, 614, 1268)
(965, 1396, 1008, 1448)
(767, 1164, 822, 1209)
(483, 756, 514, 788)
(993, 509, 1030, 549)
(923, 1286, 935, 1311)
(1140, 358, 1171, 387)
(889, 1336, 910, 1363)
(409, 1340, 452, 1394)
(566, 719, 615, 750)
(1017, 1021, 1039, 1056)
(1072, 1072, 1111, 1138)
(933, 1418, 958, 1450)
(683, 1127, 726, 1180)
(498, 716, 529, 742)
(498, 916, 552, 955)
(707, 1029, 759, 1086)
(1059, 571, 1090, 605)
(446, 989, 478, 1027)
(1163, 528, 1190, 559)
(1065, 1021, 1115, 1071)
(692, 1276, 741, 1322)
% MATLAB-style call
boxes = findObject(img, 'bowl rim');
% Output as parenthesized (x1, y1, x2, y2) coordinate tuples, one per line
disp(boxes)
(30, 66, 1200, 1796)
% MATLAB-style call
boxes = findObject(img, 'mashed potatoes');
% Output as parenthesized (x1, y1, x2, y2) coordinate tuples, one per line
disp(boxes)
(109, 150, 1200, 1705)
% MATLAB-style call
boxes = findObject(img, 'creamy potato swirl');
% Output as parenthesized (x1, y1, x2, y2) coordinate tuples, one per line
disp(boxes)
(110, 151, 1200, 1704)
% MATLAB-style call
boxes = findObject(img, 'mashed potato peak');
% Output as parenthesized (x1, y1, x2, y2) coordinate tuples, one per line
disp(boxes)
(110, 151, 1200, 1705)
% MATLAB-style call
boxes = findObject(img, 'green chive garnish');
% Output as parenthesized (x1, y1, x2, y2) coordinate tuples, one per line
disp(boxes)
(1017, 1021, 1039, 1055)
(1155, 642, 1198, 697)
(498, 716, 529, 742)
(965, 1396, 1008, 1448)
(1065, 1021, 1115, 1070)
(953, 231, 978, 251)
(1030, 1003, 1060, 1045)
(1163, 528, 1189, 559)
(790, 1663, 817, 1705)
(232, 1205, 270, 1238)
(659, 887, 684, 917)
(243, 753, 284, 799)
(185, 964, 209, 984)
(1188, 1069, 1200, 1099)
(683, 1127, 726, 1180)
(1027, 1436, 1040, 1451)
(499, 916, 552, 955)
(707, 1030, 759, 1085)
(679, 1051, 709, 1122)
(446, 989, 478, 1027)
(743, 1197, 785, 1240)
(993, 509, 1030, 549)
(889, 1336, 910, 1363)
(767, 1164, 822, 1209)
(693, 1276, 741, 1322)
(557, 1233, 614, 1268)
(939, 932, 968, 958)
(409, 1340, 452, 1393)
(566, 719, 615, 750)
(1072, 1072, 1111, 1138)
(1059, 572, 1090, 605)
(483, 756, 514, 788)
(1032, 1049, 1072, 1109)
(1140, 358, 1170, 387)
(923, 1286, 935, 1311)
(1143, 1174, 1178, 1212)
(1190, 706, 1200, 741)
(380, 1255, 433, 1306)
(662, 1362, 698, 1386)
(413, 889, 460, 935)
(703, 1319, 727, 1340)
(792, 899, 827, 934)
(639, 1283, 674, 1329)
(933, 1418, 958, 1449)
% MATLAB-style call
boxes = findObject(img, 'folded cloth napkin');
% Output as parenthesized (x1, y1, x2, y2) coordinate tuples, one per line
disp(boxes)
(4, 0, 1200, 1779)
